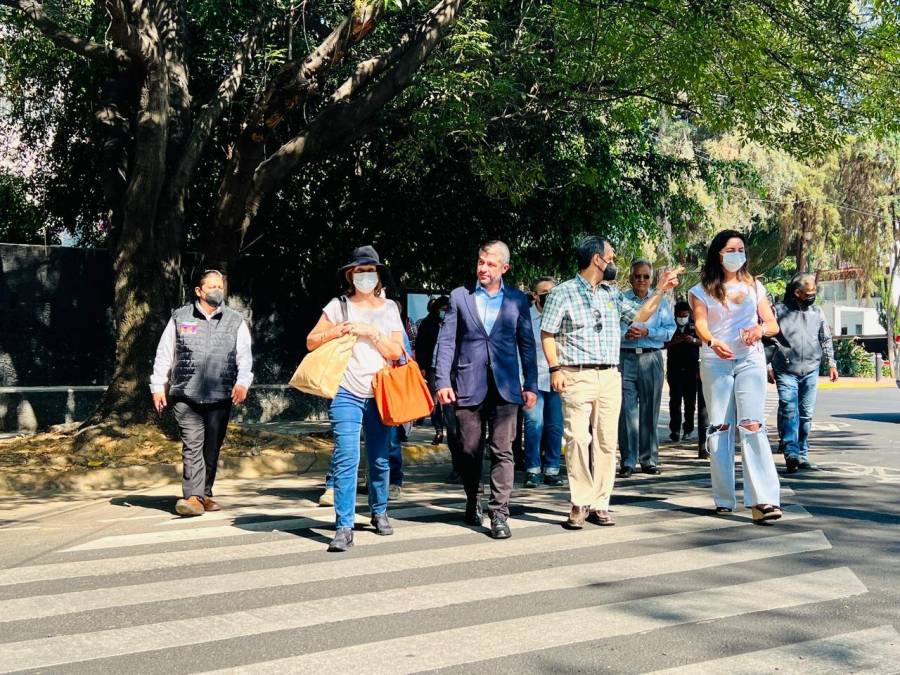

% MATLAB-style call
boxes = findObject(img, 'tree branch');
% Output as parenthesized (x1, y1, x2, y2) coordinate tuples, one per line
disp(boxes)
(0, 0, 131, 66)
(239, 0, 467, 242)
(162, 19, 264, 238)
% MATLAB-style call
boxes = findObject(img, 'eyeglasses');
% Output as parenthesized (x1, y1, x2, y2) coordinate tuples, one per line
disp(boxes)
(632, 274, 651, 280)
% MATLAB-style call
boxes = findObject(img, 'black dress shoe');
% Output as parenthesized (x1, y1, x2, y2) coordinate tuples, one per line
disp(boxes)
(798, 461, 819, 470)
(490, 514, 511, 539)
(464, 500, 484, 526)
(544, 473, 565, 487)
(785, 456, 800, 474)
(669, 432, 680, 442)
(327, 527, 354, 552)
(370, 512, 394, 536)
(698, 448, 709, 460)
(617, 466, 634, 479)
(642, 465, 662, 475)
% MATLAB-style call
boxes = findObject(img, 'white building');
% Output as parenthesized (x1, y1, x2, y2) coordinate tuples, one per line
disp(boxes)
(816, 268, 898, 337)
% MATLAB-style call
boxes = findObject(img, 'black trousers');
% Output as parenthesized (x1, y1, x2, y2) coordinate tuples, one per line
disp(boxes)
(453, 376, 519, 517)
(172, 398, 232, 499)
(667, 370, 698, 436)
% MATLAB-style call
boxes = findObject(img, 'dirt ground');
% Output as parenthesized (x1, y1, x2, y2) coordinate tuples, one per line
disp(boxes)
(0, 422, 330, 475)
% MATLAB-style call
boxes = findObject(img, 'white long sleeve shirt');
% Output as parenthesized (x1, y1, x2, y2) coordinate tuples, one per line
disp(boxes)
(150, 304, 254, 394)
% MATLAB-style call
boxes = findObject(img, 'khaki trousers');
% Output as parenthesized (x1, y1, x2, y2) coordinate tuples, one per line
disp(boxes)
(560, 367, 622, 510)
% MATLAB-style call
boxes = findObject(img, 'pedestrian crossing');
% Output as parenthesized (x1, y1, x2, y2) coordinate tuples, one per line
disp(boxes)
(0, 471, 893, 674)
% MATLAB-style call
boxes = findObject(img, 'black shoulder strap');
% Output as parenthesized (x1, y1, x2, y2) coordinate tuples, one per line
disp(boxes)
(339, 295, 349, 323)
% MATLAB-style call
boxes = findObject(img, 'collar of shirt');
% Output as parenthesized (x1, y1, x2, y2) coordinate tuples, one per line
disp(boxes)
(474, 279, 505, 299)
(194, 301, 222, 320)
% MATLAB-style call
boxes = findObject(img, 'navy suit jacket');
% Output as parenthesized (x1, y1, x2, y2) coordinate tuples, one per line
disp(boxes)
(435, 283, 538, 407)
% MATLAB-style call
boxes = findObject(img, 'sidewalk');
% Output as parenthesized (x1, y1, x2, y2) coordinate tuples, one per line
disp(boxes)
(817, 376, 896, 390)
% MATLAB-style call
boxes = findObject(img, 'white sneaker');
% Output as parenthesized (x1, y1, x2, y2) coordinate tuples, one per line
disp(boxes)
(318, 488, 334, 507)
(389, 484, 402, 500)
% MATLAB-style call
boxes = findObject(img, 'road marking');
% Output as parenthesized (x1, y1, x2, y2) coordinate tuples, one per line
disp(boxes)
(196, 568, 866, 675)
(0, 512, 814, 622)
(0, 532, 833, 670)
(649, 625, 900, 674)
(60, 488, 796, 553)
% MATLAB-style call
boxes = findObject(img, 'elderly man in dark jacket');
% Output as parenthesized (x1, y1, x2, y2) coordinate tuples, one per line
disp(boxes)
(767, 273, 837, 474)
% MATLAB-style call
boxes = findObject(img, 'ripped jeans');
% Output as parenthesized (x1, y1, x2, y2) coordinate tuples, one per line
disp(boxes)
(700, 350, 780, 510)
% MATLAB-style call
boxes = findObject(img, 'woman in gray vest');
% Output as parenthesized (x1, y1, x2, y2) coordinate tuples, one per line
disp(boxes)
(306, 246, 405, 552)
(151, 270, 254, 516)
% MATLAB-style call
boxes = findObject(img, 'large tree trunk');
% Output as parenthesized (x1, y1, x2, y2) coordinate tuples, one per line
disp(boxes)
(90, 53, 176, 426)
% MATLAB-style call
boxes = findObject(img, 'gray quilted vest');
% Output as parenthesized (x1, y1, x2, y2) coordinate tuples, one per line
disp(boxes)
(168, 302, 244, 403)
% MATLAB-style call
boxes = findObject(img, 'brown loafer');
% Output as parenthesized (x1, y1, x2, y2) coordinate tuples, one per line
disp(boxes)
(565, 505, 587, 530)
(202, 497, 221, 512)
(587, 509, 615, 526)
(175, 495, 205, 517)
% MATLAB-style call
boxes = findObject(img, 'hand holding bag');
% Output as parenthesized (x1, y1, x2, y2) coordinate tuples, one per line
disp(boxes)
(372, 347, 434, 426)
(289, 297, 356, 399)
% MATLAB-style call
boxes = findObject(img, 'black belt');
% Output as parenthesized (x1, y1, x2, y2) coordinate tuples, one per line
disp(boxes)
(621, 347, 660, 354)
(562, 363, 616, 371)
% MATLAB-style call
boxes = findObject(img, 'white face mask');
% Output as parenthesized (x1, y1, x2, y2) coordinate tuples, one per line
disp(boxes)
(675, 316, 689, 326)
(721, 251, 746, 273)
(353, 272, 379, 294)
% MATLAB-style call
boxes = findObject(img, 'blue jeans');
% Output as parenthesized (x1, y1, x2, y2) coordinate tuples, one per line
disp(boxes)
(775, 369, 818, 462)
(700, 351, 780, 509)
(328, 387, 391, 528)
(523, 390, 563, 475)
(389, 427, 404, 486)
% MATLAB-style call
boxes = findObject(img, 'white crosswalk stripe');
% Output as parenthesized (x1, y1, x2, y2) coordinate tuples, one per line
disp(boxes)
(0, 474, 878, 675)
(648, 625, 900, 674)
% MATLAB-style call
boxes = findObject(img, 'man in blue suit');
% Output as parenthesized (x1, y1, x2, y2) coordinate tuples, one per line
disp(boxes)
(435, 241, 539, 539)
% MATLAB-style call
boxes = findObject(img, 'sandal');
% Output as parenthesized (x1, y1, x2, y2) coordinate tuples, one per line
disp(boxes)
(751, 504, 783, 523)
(715, 507, 733, 515)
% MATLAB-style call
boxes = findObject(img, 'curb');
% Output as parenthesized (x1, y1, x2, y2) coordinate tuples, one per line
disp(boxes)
(0, 441, 452, 498)
(817, 380, 896, 390)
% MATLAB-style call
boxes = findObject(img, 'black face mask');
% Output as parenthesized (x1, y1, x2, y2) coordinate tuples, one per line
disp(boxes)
(798, 293, 816, 308)
(598, 260, 618, 282)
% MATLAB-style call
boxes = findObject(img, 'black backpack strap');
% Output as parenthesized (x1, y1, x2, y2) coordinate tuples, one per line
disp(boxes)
(339, 295, 349, 323)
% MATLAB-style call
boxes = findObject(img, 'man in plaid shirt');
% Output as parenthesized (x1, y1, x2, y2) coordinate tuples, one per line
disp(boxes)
(541, 236, 679, 529)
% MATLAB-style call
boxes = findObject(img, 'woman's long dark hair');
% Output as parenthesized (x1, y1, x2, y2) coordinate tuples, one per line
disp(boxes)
(701, 229, 753, 304)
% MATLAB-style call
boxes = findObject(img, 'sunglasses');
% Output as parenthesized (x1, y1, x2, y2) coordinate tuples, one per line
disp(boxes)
(632, 274, 651, 280)
(593, 309, 603, 333)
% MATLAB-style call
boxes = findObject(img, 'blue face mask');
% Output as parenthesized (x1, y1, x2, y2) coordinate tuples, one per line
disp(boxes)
(722, 251, 746, 273)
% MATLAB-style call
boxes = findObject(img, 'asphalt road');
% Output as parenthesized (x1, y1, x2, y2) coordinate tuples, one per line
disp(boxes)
(0, 386, 898, 674)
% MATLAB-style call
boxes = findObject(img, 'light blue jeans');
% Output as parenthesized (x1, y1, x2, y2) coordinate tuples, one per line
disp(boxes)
(775, 369, 818, 462)
(328, 387, 391, 529)
(700, 351, 780, 510)
(523, 390, 563, 475)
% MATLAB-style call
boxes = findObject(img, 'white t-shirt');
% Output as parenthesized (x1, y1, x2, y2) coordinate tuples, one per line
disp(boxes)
(322, 297, 404, 398)
(689, 280, 766, 361)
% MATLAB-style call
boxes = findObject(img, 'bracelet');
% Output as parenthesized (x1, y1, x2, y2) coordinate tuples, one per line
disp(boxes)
(548, 365, 562, 373)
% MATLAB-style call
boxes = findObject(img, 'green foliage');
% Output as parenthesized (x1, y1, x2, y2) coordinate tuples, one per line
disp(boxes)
(0, 171, 55, 244)
(828, 338, 890, 378)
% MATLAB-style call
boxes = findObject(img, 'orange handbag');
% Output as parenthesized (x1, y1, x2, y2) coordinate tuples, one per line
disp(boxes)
(372, 349, 435, 426)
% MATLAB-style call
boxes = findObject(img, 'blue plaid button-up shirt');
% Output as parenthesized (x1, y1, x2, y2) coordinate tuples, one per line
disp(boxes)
(540, 274, 645, 366)
(619, 288, 676, 350)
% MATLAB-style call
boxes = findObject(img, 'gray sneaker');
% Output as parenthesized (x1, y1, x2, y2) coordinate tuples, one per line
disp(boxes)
(370, 512, 394, 536)
(327, 527, 354, 552)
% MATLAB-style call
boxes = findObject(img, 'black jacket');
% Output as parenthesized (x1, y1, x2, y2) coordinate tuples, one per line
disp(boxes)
(665, 322, 701, 375)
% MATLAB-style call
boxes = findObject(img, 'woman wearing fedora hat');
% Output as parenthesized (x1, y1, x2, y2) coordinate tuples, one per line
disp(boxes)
(306, 245, 406, 552)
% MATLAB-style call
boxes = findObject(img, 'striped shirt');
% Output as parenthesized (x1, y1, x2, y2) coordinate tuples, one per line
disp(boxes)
(540, 274, 645, 366)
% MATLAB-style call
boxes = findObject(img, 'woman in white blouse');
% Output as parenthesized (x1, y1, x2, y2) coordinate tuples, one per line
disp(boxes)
(689, 230, 783, 523)
(306, 246, 405, 551)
